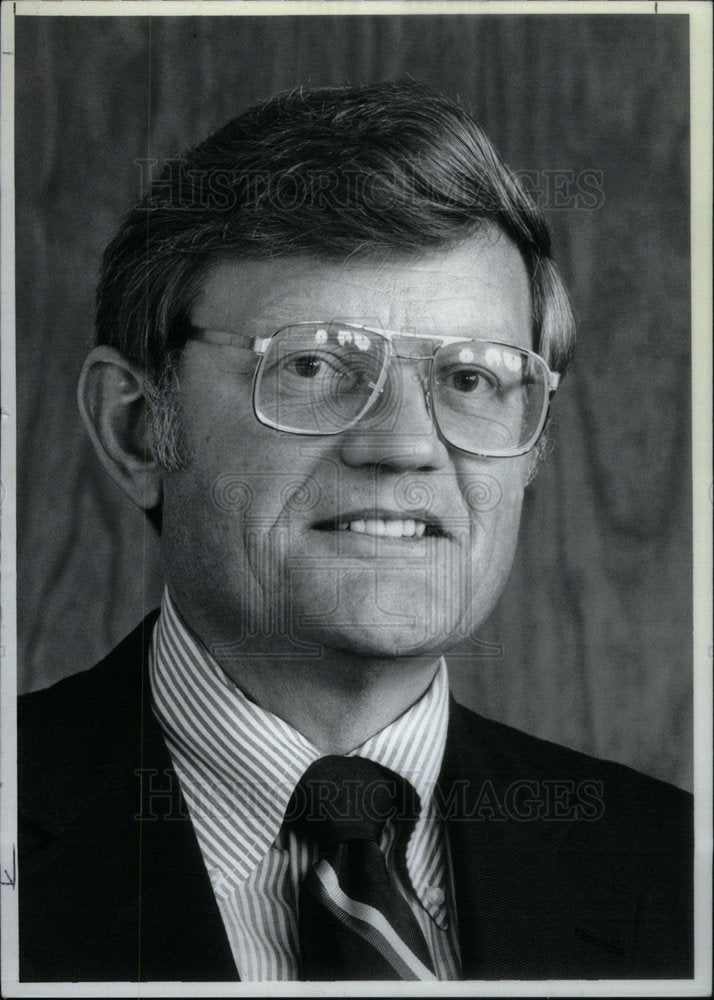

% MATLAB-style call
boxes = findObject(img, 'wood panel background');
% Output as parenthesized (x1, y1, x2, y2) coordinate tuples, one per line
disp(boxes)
(13, 13, 692, 789)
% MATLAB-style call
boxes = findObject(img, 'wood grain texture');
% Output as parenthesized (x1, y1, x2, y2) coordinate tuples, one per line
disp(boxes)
(14, 14, 692, 789)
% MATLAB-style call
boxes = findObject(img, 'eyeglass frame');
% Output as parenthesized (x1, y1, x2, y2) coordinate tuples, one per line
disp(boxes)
(185, 321, 561, 458)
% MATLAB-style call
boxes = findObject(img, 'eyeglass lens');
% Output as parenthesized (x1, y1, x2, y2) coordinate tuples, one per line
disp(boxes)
(431, 340, 547, 455)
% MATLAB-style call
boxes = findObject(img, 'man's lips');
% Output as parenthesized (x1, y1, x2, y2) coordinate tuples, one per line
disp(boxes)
(311, 508, 450, 539)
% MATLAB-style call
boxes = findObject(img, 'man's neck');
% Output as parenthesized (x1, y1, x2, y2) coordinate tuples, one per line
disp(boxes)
(217, 648, 442, 753)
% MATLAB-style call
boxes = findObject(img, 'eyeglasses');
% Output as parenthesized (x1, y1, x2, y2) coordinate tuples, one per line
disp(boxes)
(186, 321, 561, 458)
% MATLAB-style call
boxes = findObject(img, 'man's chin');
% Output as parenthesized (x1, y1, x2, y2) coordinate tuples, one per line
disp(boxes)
(284, 569, 485, 659)
(294, 617, 472, 661)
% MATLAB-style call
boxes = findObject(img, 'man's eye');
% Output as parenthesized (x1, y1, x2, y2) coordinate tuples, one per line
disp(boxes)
(291, 353, 323, 378)
(452, 370, 480, 392)
(447, 368, 497, 393)
(280, 352, 344, 378)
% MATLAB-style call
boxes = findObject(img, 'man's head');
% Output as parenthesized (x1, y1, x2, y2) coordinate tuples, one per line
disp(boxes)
(79, 80, 574, 663)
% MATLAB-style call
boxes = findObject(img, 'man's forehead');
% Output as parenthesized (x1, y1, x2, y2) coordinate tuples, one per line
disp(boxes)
(190, 235, 532, 344)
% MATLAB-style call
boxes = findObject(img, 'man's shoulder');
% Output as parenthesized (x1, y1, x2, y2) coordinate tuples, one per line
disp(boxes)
(448, 698, 692, 838)
(18, 612, 160, 829)
(17, 611, 238, 982)
(19, 612, 159, 721)
(446, 702, 693, 978)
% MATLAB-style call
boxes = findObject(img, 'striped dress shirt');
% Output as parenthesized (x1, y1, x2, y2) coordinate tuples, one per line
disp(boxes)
(150, 589, 462, 981)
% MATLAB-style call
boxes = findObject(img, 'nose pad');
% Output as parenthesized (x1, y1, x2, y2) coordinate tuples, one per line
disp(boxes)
(360, 360, 432, 431)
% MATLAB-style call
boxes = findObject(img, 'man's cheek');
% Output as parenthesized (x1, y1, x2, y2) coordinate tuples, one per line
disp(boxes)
(466, 492, 523, 581)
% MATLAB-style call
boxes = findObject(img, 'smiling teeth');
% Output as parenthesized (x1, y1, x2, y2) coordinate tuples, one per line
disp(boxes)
(340, 518, 427, 537)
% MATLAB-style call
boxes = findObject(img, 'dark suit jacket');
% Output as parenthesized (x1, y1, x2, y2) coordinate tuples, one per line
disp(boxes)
(18, 614, 693, 982)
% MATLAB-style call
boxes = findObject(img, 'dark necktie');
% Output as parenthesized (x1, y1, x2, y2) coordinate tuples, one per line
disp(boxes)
(286, 755, 437, 981)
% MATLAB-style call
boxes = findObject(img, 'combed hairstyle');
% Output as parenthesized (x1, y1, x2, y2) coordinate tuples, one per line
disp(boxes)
(96, 80, 575, 384)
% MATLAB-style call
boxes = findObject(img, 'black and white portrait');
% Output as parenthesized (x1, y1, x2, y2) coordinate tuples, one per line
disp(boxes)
(1, 2, 710, 993)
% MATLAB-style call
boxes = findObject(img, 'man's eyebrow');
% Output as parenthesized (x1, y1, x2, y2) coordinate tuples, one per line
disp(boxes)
(239, 299, 323, 333)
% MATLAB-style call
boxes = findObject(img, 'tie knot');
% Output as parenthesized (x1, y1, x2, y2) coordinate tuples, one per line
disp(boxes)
(286, 755, 419, 844)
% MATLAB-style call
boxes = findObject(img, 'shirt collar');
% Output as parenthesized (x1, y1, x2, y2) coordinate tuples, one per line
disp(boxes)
(150, 587, 450, 914)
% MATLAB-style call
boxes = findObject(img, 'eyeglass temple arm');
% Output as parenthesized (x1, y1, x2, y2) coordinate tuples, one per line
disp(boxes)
(186, 326, 273, 354)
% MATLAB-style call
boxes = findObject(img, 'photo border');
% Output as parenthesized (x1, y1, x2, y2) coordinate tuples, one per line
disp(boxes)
(1, 2, 711, 996)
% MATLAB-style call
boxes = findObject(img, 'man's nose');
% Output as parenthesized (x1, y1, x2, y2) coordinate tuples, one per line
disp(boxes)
(338, 361, 451, 472)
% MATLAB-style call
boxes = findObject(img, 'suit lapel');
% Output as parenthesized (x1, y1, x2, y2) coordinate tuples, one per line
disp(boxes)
(441, 699, 639, 978)
(127, 616, 238, 979)
(440, 698, 561, 977)
(135, 703, 238, 980)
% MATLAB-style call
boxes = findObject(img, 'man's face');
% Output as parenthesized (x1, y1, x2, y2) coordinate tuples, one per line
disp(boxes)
(160, 231, 534, 662)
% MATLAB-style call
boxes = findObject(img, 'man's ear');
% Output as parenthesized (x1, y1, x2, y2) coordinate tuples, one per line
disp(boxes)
(77, 346, 163, 511)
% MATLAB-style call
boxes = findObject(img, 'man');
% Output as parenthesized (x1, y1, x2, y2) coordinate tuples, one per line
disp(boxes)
(18, 81, 693, 982)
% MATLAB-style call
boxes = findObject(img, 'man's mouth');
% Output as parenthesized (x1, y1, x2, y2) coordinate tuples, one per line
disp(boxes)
(311, 512, 448, 539)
